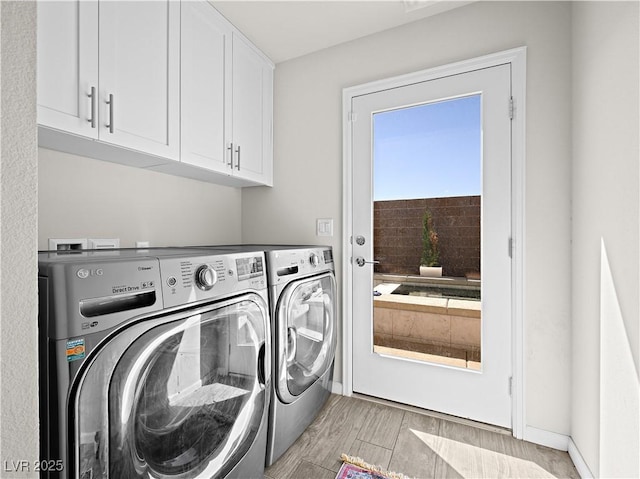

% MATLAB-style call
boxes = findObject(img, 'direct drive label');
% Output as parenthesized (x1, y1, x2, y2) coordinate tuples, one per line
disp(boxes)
(66, 339, 86, 362)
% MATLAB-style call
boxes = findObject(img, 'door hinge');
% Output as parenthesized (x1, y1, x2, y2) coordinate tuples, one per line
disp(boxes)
(509, 376, 513, 396)
(508, 237, 513, 258)
(509, 97, 514, 120)
(348, 111, 358, 123)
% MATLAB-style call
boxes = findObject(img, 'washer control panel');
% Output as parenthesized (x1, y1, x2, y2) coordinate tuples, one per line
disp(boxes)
(160, 252, 266, 308)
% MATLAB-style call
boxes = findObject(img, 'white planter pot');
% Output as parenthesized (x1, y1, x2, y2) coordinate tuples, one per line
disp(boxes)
(420, 266, 443, 277)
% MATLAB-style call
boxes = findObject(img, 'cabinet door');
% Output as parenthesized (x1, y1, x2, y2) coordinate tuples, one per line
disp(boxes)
(98, 1, 180, 160)
(37, 1, 99, 138)
(231, 33, 274, 186)
(181, 1, 231, 173)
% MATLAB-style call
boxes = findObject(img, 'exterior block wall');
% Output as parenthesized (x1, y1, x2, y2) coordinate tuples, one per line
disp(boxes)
(373, 196, 480, 278)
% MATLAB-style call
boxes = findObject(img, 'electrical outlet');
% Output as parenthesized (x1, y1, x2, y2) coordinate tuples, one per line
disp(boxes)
(48, 238, 87, 251)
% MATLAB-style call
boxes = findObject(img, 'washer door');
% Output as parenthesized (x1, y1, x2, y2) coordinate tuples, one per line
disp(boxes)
(276, 273, 337, 403)
(74, 294, 269, 479)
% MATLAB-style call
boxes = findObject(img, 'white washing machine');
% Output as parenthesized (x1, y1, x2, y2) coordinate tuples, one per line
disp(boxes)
(38, 247, 271, 479)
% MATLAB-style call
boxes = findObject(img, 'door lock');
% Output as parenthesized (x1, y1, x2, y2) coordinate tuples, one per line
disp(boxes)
(355, 235, 366, 246)
(355, 256, 380, 267)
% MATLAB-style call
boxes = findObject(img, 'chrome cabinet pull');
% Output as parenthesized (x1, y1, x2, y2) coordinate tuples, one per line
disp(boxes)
(87, 86, 96, 128)
(105, 94, 114, 133)
(235, 145, 241, 170)
(227, 142, 233, 168)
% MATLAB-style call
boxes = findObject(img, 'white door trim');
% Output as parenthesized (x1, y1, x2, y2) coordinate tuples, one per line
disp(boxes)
(342, 47, 527, 438)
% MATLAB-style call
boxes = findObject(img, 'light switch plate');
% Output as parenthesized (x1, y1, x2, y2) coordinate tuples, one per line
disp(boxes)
(316, 218, 333, 237)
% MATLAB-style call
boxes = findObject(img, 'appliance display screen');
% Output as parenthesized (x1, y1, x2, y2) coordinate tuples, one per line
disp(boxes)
(236, 256, 264, 281)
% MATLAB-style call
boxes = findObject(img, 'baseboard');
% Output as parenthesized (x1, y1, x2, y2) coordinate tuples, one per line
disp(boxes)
(568, 438, 595, 479)
(523, 426, 569, 451)
(331, 381, 343, 395)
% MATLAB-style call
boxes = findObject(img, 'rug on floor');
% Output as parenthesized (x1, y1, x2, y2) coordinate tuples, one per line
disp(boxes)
(336, 454, 410, 479)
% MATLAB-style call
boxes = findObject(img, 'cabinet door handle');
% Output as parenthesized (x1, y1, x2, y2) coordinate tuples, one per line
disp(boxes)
(105, 94, 114, 134)
(235, 145, 241, 170)
(87, 86, 96, 128)
(227, 142, 233, 168)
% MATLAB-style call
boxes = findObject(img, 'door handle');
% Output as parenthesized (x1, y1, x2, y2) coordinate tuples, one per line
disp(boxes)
(355, 257, 380, 267)
(286, 327, 298, 363)
(235, 145, 241, 170)
(257, 343, 266, 388)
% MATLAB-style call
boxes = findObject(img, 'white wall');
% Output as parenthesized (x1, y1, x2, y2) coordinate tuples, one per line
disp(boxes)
(242, 1, 573, 436)
(571, 2, 640, 477)
(38, 148, 243, 249)
(0, 1, 39, 476)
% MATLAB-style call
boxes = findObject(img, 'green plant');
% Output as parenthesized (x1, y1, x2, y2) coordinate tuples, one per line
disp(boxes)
(420, 209, 440, 267)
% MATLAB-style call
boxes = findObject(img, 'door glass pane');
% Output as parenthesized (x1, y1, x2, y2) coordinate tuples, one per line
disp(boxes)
(372, 95, 482, 370)
(76, 298, 267, 479)
(282, 275, 336, 397)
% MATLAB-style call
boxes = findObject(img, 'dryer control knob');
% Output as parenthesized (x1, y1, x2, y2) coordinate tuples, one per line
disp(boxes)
(309, 253, 320, 267)
(195, 265, 217, 290)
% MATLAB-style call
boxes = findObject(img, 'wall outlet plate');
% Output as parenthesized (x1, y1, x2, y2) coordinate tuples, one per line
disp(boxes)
(48, 238, 88, 251)
(88, 238, 120, 249)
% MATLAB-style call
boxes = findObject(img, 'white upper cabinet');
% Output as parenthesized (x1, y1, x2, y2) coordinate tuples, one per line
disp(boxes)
(37, 1, 99, 138)
(98, 1, 180, 160)
(37, 0, 273, 187)
(180, 1, 230, 173)
(230, 33, 274, 186)
(178, 1, 273, 186)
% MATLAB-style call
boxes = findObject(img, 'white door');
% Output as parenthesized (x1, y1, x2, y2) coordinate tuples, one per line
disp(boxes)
(98, 1, 180, 160)
(37, 0, 99, 138)
(181, 1, 231, 173)
(230, 33, 273, 185)
(351, 64, 513, 428)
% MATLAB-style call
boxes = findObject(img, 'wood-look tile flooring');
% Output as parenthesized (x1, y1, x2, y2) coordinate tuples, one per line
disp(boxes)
(264, 395, 579, 479)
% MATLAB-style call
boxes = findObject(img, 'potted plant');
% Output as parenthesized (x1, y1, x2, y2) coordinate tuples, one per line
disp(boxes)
(419, 209, 442, 277)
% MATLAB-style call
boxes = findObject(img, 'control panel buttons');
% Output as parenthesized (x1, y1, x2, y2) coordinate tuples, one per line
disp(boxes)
(309, 253, 320, 267)
(195, 264, 217, 290)
(166, 276, 177, 287)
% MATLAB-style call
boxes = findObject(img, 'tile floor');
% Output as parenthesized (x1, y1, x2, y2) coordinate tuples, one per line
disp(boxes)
(265, 394, 580, 479)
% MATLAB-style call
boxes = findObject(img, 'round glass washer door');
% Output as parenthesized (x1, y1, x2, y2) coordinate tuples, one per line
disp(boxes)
(75, 294, 268, 479)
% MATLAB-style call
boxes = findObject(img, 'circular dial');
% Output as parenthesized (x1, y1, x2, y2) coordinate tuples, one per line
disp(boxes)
(309, 253, 321, 267)
(195, 265, 217, 290)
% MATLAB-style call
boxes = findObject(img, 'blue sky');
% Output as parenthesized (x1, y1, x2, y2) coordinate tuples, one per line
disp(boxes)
(373, 94, 481, 201)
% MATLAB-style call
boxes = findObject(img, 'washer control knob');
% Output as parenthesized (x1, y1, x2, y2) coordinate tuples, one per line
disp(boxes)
(309, 253, 320, 267)
(195, 265, 217, 290)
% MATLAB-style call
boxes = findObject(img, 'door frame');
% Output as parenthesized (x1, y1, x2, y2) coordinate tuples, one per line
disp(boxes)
(341, 47, 527, 438)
